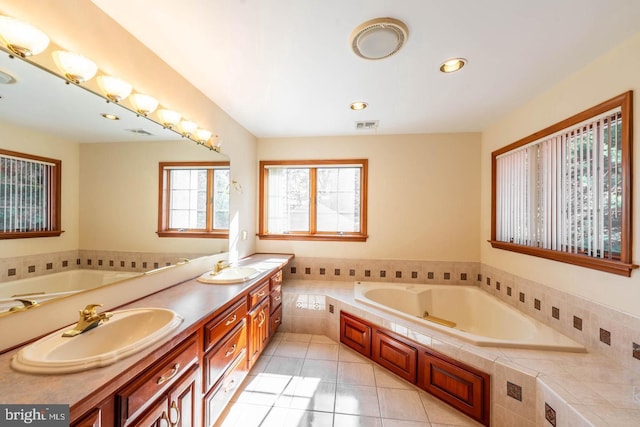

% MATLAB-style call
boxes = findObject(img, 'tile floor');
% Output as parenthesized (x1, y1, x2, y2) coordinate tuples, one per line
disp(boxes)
(215, 332, 483, 427)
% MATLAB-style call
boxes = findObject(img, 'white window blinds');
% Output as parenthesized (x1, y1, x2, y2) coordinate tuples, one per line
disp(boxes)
(496, 107, 622, 259)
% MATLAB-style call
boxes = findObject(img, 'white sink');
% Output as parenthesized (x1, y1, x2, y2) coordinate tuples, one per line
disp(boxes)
(11, 308, 183, 374)
(197, 267, 259, 284)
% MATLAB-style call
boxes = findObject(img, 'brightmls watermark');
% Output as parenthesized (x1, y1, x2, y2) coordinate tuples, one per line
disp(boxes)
(0, 405, 69, 426)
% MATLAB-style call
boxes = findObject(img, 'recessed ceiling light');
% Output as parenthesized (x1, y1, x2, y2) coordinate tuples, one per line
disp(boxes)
(350, 101, 367, 111)
(101, 113, 119, 120)
(350, 17, 408, 60)
(0, 68, 16, 84)
(440, 58, 467, 73)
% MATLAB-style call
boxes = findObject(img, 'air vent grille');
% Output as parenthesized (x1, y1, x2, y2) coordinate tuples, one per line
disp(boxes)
(355, 120, 379, 130)
(125, 128, 153, 136)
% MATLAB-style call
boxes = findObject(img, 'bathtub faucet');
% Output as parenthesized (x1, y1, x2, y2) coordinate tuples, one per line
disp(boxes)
(62, 304, 113, 337)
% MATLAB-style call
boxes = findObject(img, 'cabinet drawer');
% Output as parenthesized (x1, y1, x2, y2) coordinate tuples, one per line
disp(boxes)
(248, 281, 270, 308)
(270, 285, 282, 313)
(204, 351, 248, 427)
(117, 335, 197, 424)
(340, 311, 371, 357)
(204, 321, 247, 391)
(204, 297, 247, 352)
(270, 303, 283, 337)
(270, 270, 283, 289)
(373, 329, 417, 383)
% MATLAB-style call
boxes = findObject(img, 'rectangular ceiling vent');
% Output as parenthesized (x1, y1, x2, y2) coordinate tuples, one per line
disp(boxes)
(125, 128, 154, 136)
(355, 120, 379, 130)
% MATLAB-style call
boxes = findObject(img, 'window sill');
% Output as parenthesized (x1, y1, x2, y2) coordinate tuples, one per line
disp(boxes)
(157, 231, 229, 239)
(258, 233, 368, 242)
(0, 230, 64, 239)
(489, 240, 637, 277)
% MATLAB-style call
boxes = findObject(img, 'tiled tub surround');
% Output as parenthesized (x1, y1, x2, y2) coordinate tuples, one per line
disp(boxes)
(281, 279, 640, 426)
(0, 249, 211, 283)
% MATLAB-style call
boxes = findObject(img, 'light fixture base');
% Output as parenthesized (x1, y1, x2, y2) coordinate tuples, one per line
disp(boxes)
(350, 17, 408, 60)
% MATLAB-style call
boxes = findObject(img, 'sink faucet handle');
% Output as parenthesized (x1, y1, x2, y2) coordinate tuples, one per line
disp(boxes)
(81, 304, 103, 318)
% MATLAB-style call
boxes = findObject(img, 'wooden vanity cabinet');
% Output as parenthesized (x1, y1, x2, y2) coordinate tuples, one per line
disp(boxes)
(372, 328, 417, 383)
(269, 270, 283, 337)
(71, 398, 114, 427)
(340, 311, 371, 357)
(248, 295, 270, 368)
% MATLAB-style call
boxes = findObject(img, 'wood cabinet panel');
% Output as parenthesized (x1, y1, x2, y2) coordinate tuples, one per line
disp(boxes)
(339, 312, 371, 357)
(270, 270, 283, 289)
(248, 298, 270, 367)
(270, 303, 282, 338)
(248, 281, 270, 309)
(204, 297, 247, 352)
(418, 349, 489, 426)
(270, 285, 282, 313)
(204, 351, 248, 427)
(204, 320, 247, 391)
(372, 329, 417, 383)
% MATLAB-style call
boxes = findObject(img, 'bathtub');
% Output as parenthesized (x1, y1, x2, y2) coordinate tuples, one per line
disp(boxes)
(0, 270, 141, 312)
(354, 282, 585, 352)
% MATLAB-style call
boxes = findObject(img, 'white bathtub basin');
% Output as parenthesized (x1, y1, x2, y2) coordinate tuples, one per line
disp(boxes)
(11, 308, 183, 374)
(197, 267, 259, 284)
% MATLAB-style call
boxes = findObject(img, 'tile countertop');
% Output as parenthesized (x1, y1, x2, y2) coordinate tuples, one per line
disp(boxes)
(0, 254, 292, 407)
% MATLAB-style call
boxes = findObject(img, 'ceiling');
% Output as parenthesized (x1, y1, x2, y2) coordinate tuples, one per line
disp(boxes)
(90, 0, 640, 138)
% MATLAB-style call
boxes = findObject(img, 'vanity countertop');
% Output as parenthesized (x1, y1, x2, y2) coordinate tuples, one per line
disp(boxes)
(0, 253, 292, 407)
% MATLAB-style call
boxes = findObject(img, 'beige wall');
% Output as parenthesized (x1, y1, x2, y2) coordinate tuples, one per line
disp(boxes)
(0, 0, 258, 259)
(481, 32, 640, 315)
(0, 121, 80, 257)
(256, 133, 481, 261)
(79, 141, 229, 254)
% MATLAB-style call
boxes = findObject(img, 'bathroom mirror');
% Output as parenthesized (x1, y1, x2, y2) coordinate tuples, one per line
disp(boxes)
(0, 49, 230, 314)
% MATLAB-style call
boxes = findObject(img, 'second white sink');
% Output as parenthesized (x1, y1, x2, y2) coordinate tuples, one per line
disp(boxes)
(197, 267, 259, 284)
(11, 308, 182, 374)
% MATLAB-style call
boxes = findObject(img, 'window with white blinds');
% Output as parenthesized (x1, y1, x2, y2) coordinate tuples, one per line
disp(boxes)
(259, 159, 368, 241)
(491, 91, 634, 276)
(0, 149, 62, 238)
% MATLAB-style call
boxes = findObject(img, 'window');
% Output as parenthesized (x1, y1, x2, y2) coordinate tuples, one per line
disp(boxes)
(157, 162, 230, 238)
(491, 91, 634, 276)
(259, 159, 368, 241)
(0, 149, 62, 239)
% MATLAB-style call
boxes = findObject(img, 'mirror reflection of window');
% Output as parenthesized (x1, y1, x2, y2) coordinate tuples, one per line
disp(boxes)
(157, 162, 230, 238)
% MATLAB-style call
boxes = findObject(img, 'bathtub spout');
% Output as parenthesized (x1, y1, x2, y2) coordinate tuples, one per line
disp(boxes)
(9, 298, 40, 312)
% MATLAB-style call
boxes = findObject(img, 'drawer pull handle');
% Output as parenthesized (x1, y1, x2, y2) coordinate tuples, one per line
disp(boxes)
(169, 401, 180, 426)
(257, 311, 266, 327)
(274, 317, 281, 325)
(159, 411, 170, 427)
(224, 314, 237, 325)
(223, 378, 236, 394)
(156, 363, 181, 385)
(274, 295, 281, 302)
(225, 344, 237, 357)
(256, 290, 266, 298)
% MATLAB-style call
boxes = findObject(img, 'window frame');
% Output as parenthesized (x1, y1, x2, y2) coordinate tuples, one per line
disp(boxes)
(490, 91, 635, 276)
(258, 159, 368, 242)
(0, 148, 62, 239)
(157, 161, 230, 239)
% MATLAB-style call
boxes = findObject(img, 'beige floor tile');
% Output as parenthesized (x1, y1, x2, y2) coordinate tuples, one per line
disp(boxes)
(214, 402, 271, 427)
(335, 384, 381, 417)
(275, 341, 311, 358)
(264, 356, 305, 376)
(307, 343, 340, 361)
(419, 391, 482, 426)
(333, 413, 383, 427)
(261, 407, 335, 427)
(339, 345, 374, 363)
(378, 388, 428, 422)
(283, 332, 313, 342)
(285, 378, 337, 413)
(373, 365, 413, 389)
(233, 372, 294, 406)
(300, 359, 339, 382)
(338, 361, 376, 386)
(381, 420, 430, 427)
(311, 335, 339, 344)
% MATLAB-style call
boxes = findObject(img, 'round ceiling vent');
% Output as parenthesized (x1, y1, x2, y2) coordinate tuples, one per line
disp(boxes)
(350, 17, 408, 60)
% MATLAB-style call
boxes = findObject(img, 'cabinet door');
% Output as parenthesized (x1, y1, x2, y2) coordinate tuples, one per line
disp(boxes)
(340, 312, 371, 357)
(248, 298, 270, 367)
(128, 401, 170, 427)
(167, 365, 200, 427)
(270, 303, 282, 338)
(372, 329, 417, 383)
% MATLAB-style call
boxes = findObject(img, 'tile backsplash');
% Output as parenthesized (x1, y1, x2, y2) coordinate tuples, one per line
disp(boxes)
(0, 250, 209, 283)
(283, 256, 640, 373)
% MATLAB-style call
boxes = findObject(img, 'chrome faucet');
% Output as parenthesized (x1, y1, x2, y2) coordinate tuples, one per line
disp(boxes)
(62, 304, 113, 337)
(211, 259, 230, 275)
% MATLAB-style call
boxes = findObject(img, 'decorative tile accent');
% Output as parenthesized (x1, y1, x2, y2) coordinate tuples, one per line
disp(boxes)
(460, 273, 467, 280)
(427, 272, 434, 279)
(305, 267, 311, 275)
(62, 260, 69, 267)
(600, 328, 611, 345)
(131, 261, 136, 268)
(319, 268, 326, 275)
(477, 274, 482, 281)
(486, 277, 491, 286)
(87, 259, 93, 266)
(120, 261, 125, 267)
(46, 263, 53, 270)
(496, 281, 501, 291)
(519, 292, 525, 303)
(365, 269, 371, 277)
(290, 267, 297, 274)
(507, 286, 512, 297)
(349, 269, 355, 277)
(573, 316, 582, 331)
(395, 271, 402, 278)
(8, 268, 16, 276)
(633, 342, 640, 360)
(379, 270, 386, 278)
(77, 258, 81, 265)
(545, 403, 557, 427)
(334, 269, 340, 276)
(329, 304, 334, 314)
(28, 265, 36, 273)
(98, 259, 103, 266)
(534, 299, 541, 311)
(506, 381, 523, 401)
(552, 306, 560, 320)
(154, 262, 159, 269)
(411, 271, 418, 279)
(444, 272, 450, 280)
(109, 260, 114, 267)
